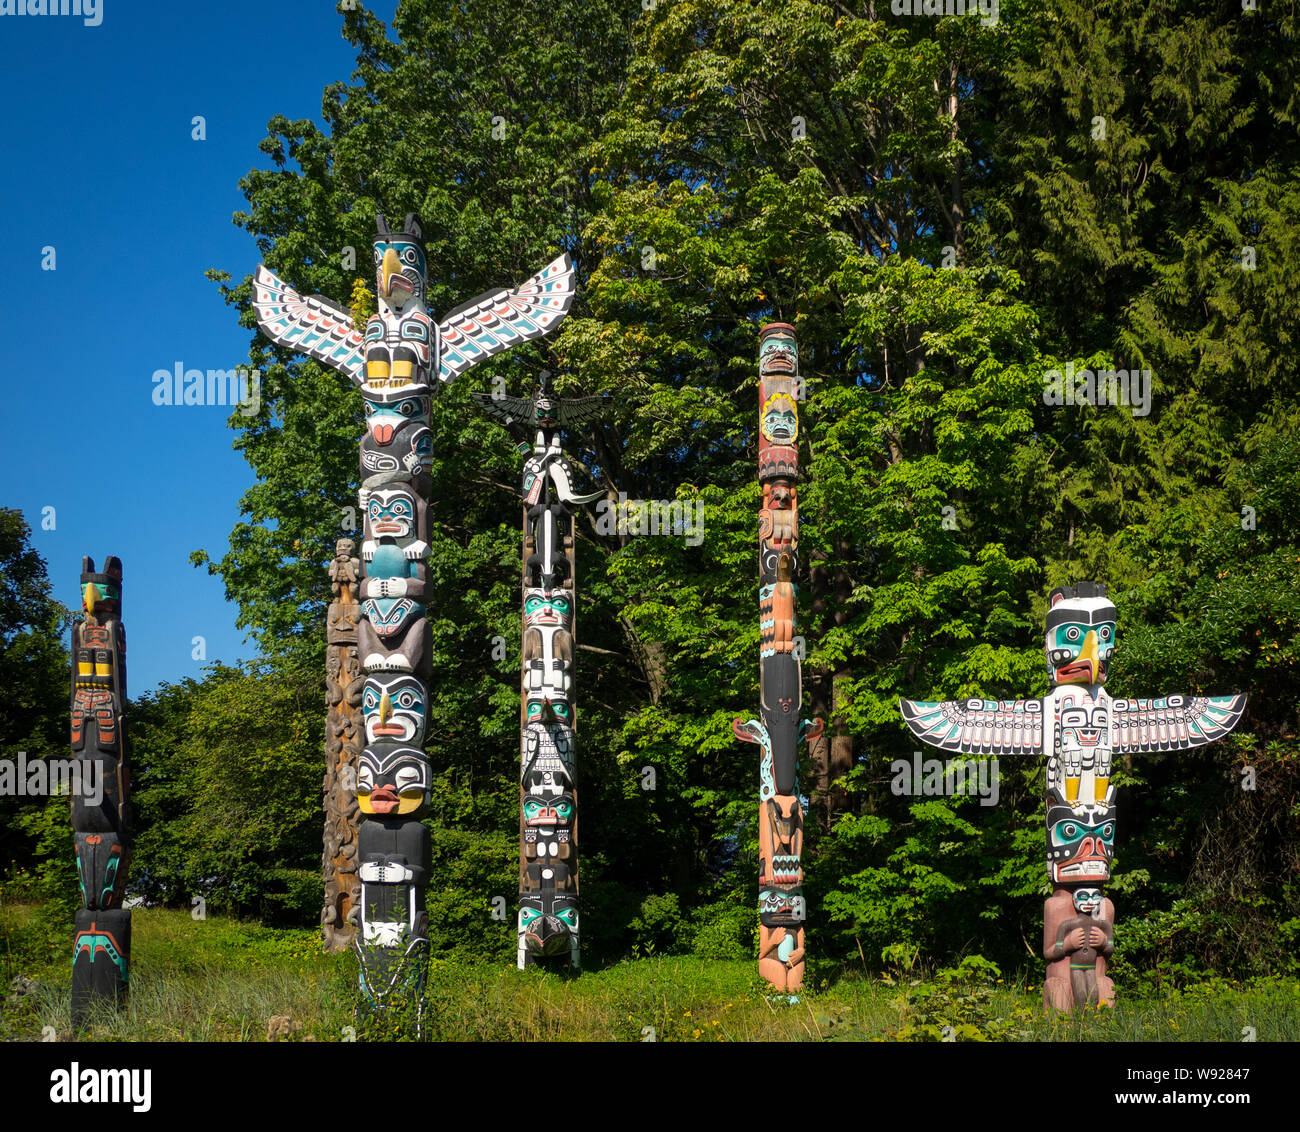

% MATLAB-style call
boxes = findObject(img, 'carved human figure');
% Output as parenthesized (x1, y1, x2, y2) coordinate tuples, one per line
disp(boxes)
(1043, 886, 1115, 1009)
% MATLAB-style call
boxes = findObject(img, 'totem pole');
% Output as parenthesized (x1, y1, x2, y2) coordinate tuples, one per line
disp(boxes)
(899, 581, 1248, 1011)
(733, 323, 823, 993)
(70, 555, 132, 1025)
(322, 538, 363, 950)
(253, 212, 574, 1012)
(472, 373, 607, 968)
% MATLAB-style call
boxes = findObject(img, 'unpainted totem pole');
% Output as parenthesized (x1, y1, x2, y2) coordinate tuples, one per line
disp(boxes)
(734, 323, 823, 993)
(472, 373, 606, 968)
(253, 213, 574, 1012)
(70, 555, 132, 1024)
(900, 581, 1248, 1011)
(323, 538, 363, 950)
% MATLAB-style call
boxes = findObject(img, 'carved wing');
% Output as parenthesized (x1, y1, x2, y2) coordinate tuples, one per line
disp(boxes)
(1109, 694, 1247, 754)
(252, 265, 365, 385)
(899, 698, 1044, 756)
(469, 392, 536, 429)
(436, 254, 576, 385)
(556, 395, 608, 426)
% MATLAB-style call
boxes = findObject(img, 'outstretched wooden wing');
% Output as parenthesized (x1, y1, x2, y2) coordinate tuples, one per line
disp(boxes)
(1109, 694, 1247, 754)
(899, 698, 1045, 756)
(556, 395, 608, 426)
(468, 392, 536, 428)
(251, 265, 365, 386)
(437, 254, 576, 384)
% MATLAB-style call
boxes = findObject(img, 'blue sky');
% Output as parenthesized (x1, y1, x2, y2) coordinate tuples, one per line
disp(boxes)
(0, 0, 399, 693)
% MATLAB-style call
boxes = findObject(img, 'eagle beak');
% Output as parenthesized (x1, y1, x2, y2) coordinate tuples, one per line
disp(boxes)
(378, 691, 392, 724)
(1080, 630, 1100, 682)
(378, 247, 404, 299)
(83, 584, 96, 614)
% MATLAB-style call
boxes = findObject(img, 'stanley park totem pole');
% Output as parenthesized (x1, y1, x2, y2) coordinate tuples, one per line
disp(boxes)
(900, 581, 1248, 1011)
(733, 323, 823, 993)
(472, 373, 607, 968)
(253, 212, 574, 1012)
(70, 556, 132, 1024)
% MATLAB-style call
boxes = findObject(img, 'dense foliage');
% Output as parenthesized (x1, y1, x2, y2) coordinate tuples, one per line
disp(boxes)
(8, 0, 1298, 983)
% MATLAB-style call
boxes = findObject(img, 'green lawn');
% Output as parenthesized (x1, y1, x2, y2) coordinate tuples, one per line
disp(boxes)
(3, 906, 1296, 1041)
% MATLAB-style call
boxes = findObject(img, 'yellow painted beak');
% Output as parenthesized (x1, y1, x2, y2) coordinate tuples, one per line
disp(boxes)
(379, 247, 403, 298)
(378, 691, 392, 725)
(1080, 630, 1100, 682)
(83, 583, 97, 614)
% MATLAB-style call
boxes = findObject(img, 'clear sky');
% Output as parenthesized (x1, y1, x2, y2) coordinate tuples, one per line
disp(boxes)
(0, 0, 399, 693)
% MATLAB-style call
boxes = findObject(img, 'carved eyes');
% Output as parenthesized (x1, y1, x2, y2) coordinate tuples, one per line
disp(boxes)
(394, 766, 424, 792)
(402, 248, 419, 265)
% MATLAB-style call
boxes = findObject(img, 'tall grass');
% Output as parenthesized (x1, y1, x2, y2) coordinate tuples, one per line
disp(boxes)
(2, 905, 1295, 1041)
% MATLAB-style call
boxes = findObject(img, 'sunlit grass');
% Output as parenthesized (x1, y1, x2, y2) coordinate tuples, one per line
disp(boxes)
(2, 906, 1296, 1041)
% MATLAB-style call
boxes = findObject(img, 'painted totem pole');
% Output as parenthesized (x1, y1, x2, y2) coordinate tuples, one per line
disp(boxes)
(472, 373, 606, 968)
(900, 581, 1248, 1011)
(253, 213, 574, 1011)
(70, 555, 132, 1025)
(733, 323, 823, 993)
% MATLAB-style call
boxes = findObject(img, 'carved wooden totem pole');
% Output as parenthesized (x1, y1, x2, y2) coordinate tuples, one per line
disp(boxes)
(70, 555, 132, 1025)
(733, 323, 823, 993)
(900, 581, 1248, 1011)
(323, 538, 363, 950)
(253, 213, 574, 1012)
(472, 373, 606, 968)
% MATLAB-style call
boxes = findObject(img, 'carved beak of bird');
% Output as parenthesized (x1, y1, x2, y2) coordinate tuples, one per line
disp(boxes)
(378, 247, 412, 303)
(371, 692, 403, 737)
(83, 584, 97, 614)
(1058, 630, 1101, 684)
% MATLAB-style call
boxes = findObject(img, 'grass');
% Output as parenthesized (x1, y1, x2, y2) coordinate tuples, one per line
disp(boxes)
(2, 904, 1297, 1041)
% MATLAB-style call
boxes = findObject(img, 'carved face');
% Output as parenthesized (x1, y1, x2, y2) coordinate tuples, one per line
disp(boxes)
(523, 590, 572, 628)
(366, 486, 421, 542)
(759, 329, 798, 376)
(519, 863, 578, 955)
(523, 794, 574, 830)
(361, 597, 425, 639)
(357, 744, 430, 816)
(524, 695, 572, 726)
(1072, 887, 1104, 916)
(1056, 694, 1109, 759)
(80, 558, 123, 618)
(760, 391, 799, 445)
(1045, 588, 1117, 685)
(1047, 804, 1115, 883)
(374, 236, 427, 309)
(362, 674, 427, 745)
(759, 887, 806, 927)
(363, 385, 431, 445)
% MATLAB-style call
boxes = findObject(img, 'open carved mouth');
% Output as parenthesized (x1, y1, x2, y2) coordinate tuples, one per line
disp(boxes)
(365, 785, 399, 814)
(1059, 860, 1109, 878)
